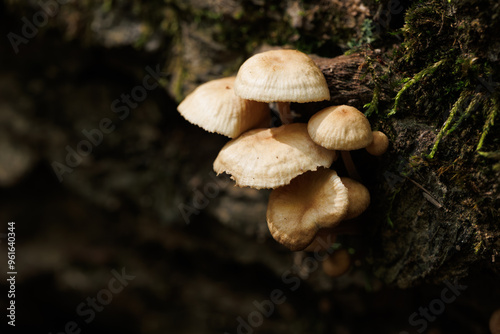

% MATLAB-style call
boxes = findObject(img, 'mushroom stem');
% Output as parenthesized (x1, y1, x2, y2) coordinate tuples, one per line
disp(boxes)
(277, 102, 293, 124)
(341, 151, 361, 182)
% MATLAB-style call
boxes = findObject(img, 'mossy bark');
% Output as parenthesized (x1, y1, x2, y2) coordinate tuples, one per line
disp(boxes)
(368, 0, 500, 287)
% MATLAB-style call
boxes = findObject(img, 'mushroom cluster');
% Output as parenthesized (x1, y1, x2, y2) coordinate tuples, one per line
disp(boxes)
(177, 49, 389, 275)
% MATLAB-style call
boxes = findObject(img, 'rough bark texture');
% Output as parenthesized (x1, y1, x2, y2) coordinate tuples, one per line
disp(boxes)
(0, 0, 499, 333)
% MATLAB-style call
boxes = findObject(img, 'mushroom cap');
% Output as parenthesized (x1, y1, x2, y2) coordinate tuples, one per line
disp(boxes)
(213, 123, 336, 189)
(322, 249, 351, 277)
(308, 105, 373, 150)
(234, 49, 330, 103)
(490, 309, 500, 334)
(177, 76, 270, 138)
(365, 130, 389, 156)
(266, 168, 349, 251)
(341, 177, 371, 220)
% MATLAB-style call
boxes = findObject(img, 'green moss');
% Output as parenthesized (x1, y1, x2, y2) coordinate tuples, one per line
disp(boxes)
(477, 96, 499, 151)
(102, 0, 113, 13)
(427, 91, 472, 159)
(385, 0, 499, 158)
(474, 238, 484, 255)
(348, 19, 377, 49)
(389, 59, 447, 116)
(364, 84, 380, 117)
(232, 9, 244, 20)
(364, 2, 499, 259)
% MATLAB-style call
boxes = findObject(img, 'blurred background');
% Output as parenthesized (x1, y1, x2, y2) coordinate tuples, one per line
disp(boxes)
(0, 0, 499, 333)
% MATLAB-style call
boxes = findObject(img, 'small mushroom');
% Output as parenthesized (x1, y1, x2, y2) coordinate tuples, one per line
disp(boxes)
(234, 49, 330, 124)
(213, 123, 336, 189)
(365, 130, 389, 156)
(341, 177, 371, 220)
(322, 248, 351, 277)
(303, 178, 369, 251)
(266, 168, 349, 251)
(490, 309, 500, 334)
(177, 76, 270, 138)
(308, 105, 373, 181)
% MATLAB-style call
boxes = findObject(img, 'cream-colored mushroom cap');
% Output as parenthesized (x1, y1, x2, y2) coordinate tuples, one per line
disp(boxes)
(341, 177, 371, 220)
(308, 105, 373, 150)
(213, 123, 336, 189)
(365, 131, 389, 156)
(267, 169, 349, 251)
(177, 77, 270, 138)
(234, 49, 330, 103)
